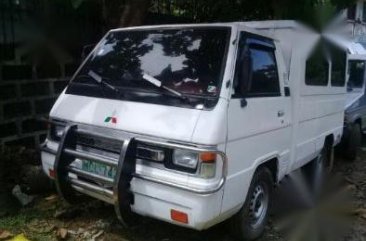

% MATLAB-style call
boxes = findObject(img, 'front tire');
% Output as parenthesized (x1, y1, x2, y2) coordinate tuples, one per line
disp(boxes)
(230, 167, 273, 241)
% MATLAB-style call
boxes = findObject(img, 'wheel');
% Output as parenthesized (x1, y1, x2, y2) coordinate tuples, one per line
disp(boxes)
(343, 123, 361, 161)
(230, 167, 273, 241)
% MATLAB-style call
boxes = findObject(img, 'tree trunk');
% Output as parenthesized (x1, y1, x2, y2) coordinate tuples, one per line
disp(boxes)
(119, 0, 151, 27)
(101, 0, 126, 29)
(272, 0, 286, 19)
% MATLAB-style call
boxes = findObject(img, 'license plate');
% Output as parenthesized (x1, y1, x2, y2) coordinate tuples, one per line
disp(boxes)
(81, 160, 117, 179)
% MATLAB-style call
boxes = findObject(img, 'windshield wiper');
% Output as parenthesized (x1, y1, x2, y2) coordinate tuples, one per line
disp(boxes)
(142, 73, 188, 102)
(88, 70, 123, 96)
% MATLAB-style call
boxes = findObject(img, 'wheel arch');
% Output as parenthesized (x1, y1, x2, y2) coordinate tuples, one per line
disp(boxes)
(257, 158, 278, 184)
(324, 134, 334, 149)
(324, 134, 335, 169)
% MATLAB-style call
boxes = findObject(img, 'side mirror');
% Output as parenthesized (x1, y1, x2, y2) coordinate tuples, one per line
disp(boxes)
(240, 98, 247, 108)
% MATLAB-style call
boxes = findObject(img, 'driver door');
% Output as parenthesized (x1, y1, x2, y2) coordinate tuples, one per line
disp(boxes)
(223, 30, 292, 210)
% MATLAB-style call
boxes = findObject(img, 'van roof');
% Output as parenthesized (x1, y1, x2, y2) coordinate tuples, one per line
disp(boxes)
(110, 20, 318, 45)
(111, 20, 311, 31)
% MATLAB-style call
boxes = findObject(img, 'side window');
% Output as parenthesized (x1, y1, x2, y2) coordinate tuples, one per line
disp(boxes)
(305, 44, 329, 86)
(329, 44, 346, 87)
(347, 4, 356, 20)
(348, 60, 366, 90)
(233, 33, 280, 97)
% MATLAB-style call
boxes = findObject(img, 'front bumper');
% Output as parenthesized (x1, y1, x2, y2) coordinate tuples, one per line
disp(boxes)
(41, 126, 226, 230)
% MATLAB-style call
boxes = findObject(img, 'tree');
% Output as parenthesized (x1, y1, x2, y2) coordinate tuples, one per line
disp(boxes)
(331, 0, 357, 10)
(120, 0, 151, 27)
(70, 0, 357, 30)
(72, 0, 151, 28)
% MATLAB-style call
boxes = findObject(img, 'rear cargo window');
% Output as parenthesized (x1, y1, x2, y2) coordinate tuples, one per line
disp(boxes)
(329, 45, 346, 87)
(305, 44, 330, 86)
(348, 60, 366, 90)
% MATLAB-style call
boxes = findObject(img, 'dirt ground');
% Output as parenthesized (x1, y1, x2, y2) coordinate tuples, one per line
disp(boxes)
(0, 145, 365, 241)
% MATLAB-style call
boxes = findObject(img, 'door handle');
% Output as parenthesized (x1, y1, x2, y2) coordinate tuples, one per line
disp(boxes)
(277, 110, 285, 117)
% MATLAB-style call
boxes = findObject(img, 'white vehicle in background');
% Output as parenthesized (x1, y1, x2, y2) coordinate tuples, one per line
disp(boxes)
(341, 54, 366, 160)
(325, 34, 366, 160)
(41, 21, 346, 240)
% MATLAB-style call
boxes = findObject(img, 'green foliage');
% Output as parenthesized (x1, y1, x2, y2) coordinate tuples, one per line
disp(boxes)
(54, 0, 358, 30)
(70, 0, 87, 9)
(331, 0, 357, 9)
(149, 0, 353, 29)
(158, 0, 273, 22)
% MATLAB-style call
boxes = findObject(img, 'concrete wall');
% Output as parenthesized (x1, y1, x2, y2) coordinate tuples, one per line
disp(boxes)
(0, 63, 78, 150)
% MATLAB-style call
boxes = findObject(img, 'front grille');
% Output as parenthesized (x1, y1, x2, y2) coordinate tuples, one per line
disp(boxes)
(60, 131, 125, 204)
(75, 145, 120, 160)
(77, 133, 123, 154)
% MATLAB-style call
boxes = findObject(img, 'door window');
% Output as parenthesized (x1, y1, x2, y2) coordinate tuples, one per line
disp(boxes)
(233, 33, 280, 97)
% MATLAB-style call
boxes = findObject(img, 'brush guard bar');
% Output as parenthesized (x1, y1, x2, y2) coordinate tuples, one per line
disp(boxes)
(54, 125, 138, 225)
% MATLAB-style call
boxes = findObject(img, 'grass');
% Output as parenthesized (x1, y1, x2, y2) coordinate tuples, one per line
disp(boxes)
(0, 196, 56, 241)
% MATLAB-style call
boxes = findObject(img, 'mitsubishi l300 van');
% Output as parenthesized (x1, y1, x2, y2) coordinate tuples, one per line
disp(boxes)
(41, 21, 346, 240)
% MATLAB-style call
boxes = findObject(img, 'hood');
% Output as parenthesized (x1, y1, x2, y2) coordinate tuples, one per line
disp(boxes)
(50, 94, 203, 143)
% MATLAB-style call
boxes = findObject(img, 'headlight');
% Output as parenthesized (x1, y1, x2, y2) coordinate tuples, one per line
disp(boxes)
(173, 150, 217, 178)
(173, 149, 199, 169)
(54, 125, 65, 138)
(49, 120, 66, 141)
(136, 141, 223, 179)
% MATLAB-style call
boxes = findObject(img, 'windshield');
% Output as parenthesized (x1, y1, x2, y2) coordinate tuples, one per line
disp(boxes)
(66, 27, 231, 108)
(348, 60, 366, 91)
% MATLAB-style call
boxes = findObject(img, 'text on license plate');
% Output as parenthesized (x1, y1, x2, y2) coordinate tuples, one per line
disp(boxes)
(81, 160, 117, 179)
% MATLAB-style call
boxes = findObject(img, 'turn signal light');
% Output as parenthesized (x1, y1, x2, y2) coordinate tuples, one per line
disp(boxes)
(171, 209, 188, 224)
(49, 169, 55, 178)
(200, 152, 216, 163)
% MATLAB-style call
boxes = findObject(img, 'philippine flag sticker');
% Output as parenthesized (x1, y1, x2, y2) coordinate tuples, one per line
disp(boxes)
(104, 116, 117, 124)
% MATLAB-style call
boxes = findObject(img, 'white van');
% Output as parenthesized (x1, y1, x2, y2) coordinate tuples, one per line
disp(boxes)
(341, 53, 366, 159)
(324, 34, 366, 108)
(41, 21, 346, 240)
(324, 34, 366, 160)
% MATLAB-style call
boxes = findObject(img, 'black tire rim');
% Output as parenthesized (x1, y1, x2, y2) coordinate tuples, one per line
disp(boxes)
(248, 183, 269, 229)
